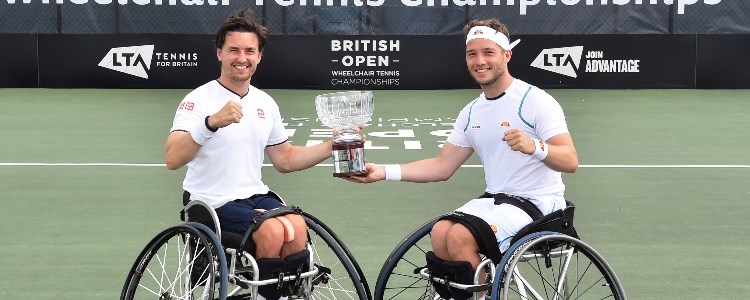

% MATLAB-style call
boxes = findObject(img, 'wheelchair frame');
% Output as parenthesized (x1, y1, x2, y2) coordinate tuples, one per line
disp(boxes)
(373, 203, 626, 300)
(121, 199, 372, 300)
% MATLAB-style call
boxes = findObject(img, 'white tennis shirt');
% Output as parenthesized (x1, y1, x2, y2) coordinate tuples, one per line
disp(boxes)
(447, 78, 570, 201)
(170, 80, 288, 208)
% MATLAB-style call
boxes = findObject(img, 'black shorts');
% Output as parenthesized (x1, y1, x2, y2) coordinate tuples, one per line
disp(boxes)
(214, 194, 284, 233)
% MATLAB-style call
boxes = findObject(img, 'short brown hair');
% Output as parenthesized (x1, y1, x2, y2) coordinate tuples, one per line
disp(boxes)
(214, 9, 269, 52)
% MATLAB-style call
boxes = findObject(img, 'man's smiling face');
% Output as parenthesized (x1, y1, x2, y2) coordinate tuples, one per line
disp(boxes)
(217, 31, 262, 84)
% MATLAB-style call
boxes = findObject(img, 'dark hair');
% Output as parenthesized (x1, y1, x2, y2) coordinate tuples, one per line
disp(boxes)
(463, 18, 511, 40)
(214, 9, 268, 51)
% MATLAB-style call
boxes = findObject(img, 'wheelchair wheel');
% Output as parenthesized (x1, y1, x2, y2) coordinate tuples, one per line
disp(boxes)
(302, 212, 372, 300)
(121, 222, 228, 300)
(373, 216, 440, 300)
(492, 231, 626, 300)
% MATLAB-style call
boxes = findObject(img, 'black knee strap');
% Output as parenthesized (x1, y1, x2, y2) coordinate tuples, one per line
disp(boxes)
(283, 249, 310, 296)
(426, 251, 474, 300)
(439, 211, 503, 265)
(256, 258, 286, 300)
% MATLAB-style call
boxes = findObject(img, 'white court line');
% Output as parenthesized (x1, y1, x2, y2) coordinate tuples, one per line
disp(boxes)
(0, 163, 166, 167)
(0, 163, 748, 168)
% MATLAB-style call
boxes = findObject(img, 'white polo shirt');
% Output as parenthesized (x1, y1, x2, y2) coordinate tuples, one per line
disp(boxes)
(447, 78, 569, 204)
(170, 80, 288, 208)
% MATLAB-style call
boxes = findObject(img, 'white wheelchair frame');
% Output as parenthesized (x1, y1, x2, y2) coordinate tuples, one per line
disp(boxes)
(121, 196, 371, 300)
(374, 203, 626, 300)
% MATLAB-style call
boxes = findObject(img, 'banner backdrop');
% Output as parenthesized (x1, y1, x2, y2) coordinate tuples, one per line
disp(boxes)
(38, 34, 217, 88)
(35, 34, 705, 89)
(508, 34, 697, 89)
(257, 34, 697, 90)
(254, 35, 475, 90)
(0, 34, 38, 88)
(38, 34, 476, 89)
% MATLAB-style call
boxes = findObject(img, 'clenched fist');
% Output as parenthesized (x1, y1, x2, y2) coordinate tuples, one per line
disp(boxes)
(502, 128, 535, 155)
(207, 101, 243, 129)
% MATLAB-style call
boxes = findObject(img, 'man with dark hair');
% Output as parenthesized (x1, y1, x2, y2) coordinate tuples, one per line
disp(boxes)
(347, 18, 579, 299)
(165, 9, 334, 300)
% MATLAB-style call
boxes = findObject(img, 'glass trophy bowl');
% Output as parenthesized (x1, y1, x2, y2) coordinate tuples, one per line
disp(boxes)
(315, 91, 374, 177)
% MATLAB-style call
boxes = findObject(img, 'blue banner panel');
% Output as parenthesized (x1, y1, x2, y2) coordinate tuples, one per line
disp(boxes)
(507, 34, 696, 89)
(0, 34, 39, 88)
(696, 34, 750, 89)
(38, 34, 217, 88)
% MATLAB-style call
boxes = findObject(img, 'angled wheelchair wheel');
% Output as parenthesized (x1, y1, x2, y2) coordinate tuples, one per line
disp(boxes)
(374, 216, 440, 300)
(121, 222, 228, 300)
(302, 212, 372, 300)
(492, 231, 626, 300)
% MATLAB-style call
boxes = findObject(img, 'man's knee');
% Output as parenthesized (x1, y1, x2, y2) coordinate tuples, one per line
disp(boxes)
(431, 220, 455, 238)
(285, 214, 307, 243)
(430, 220, 456, 254)
(445, 224, 478, 250)
(253, 219, 286, 244)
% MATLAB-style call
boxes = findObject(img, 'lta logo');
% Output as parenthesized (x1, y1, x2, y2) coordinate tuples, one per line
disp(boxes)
(530, 46, 583, 78)
(98, 45, 154, 79)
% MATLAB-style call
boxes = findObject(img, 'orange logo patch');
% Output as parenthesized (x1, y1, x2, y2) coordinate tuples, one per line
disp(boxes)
(490, 224, 498, 233)
(500, 121, 510, 127)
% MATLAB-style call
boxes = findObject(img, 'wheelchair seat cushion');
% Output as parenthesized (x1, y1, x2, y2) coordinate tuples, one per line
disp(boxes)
(220, 230, 253, 253)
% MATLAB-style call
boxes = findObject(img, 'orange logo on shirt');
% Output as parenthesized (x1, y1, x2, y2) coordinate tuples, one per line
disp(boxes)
(500, 121, 510, 127)
(490, 224, 498, 233)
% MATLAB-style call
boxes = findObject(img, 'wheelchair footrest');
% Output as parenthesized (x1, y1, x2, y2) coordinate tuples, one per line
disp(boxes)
(235, 265, 254, 275)
(418, 267, 491, 293)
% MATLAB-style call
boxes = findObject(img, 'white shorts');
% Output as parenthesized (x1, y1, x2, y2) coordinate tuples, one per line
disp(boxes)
(455, 194, 565, 252)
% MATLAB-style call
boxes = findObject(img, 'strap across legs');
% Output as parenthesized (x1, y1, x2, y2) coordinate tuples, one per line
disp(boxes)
(439, 193, 544, 264)
(481, 192, 543, 220)
(439, 211, 504, 265)
(239, 206, 303, 255)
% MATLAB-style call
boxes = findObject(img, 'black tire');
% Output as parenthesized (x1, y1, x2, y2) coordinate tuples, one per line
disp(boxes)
(121, 222, 228, 300)
(492, 231, 626, 300)
(373, 216, 441, 300)
(301, 212, 372, 300)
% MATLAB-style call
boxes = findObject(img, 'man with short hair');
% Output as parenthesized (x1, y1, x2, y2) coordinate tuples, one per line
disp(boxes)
(165, 9, 335, 300)
(346, 18, 579, 300)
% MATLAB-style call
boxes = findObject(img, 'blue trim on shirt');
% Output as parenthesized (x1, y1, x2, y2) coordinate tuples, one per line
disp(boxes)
(463, 99, 480, 132)
(518, 85, 534, 128)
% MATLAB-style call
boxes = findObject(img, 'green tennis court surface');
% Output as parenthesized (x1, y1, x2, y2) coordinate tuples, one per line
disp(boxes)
(1, 88, 748, 299)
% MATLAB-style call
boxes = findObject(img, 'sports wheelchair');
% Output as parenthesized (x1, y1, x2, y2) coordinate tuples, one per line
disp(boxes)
(374, 201, 626, 300)
(121, 192, 372, 300)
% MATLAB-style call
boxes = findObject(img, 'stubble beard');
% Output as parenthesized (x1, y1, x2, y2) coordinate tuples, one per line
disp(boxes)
(224, 63, 253, 83)
(474, 67, 503, 87)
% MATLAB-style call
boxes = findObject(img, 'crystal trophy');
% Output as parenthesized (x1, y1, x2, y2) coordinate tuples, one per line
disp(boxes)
(315, 91, 374, 177)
